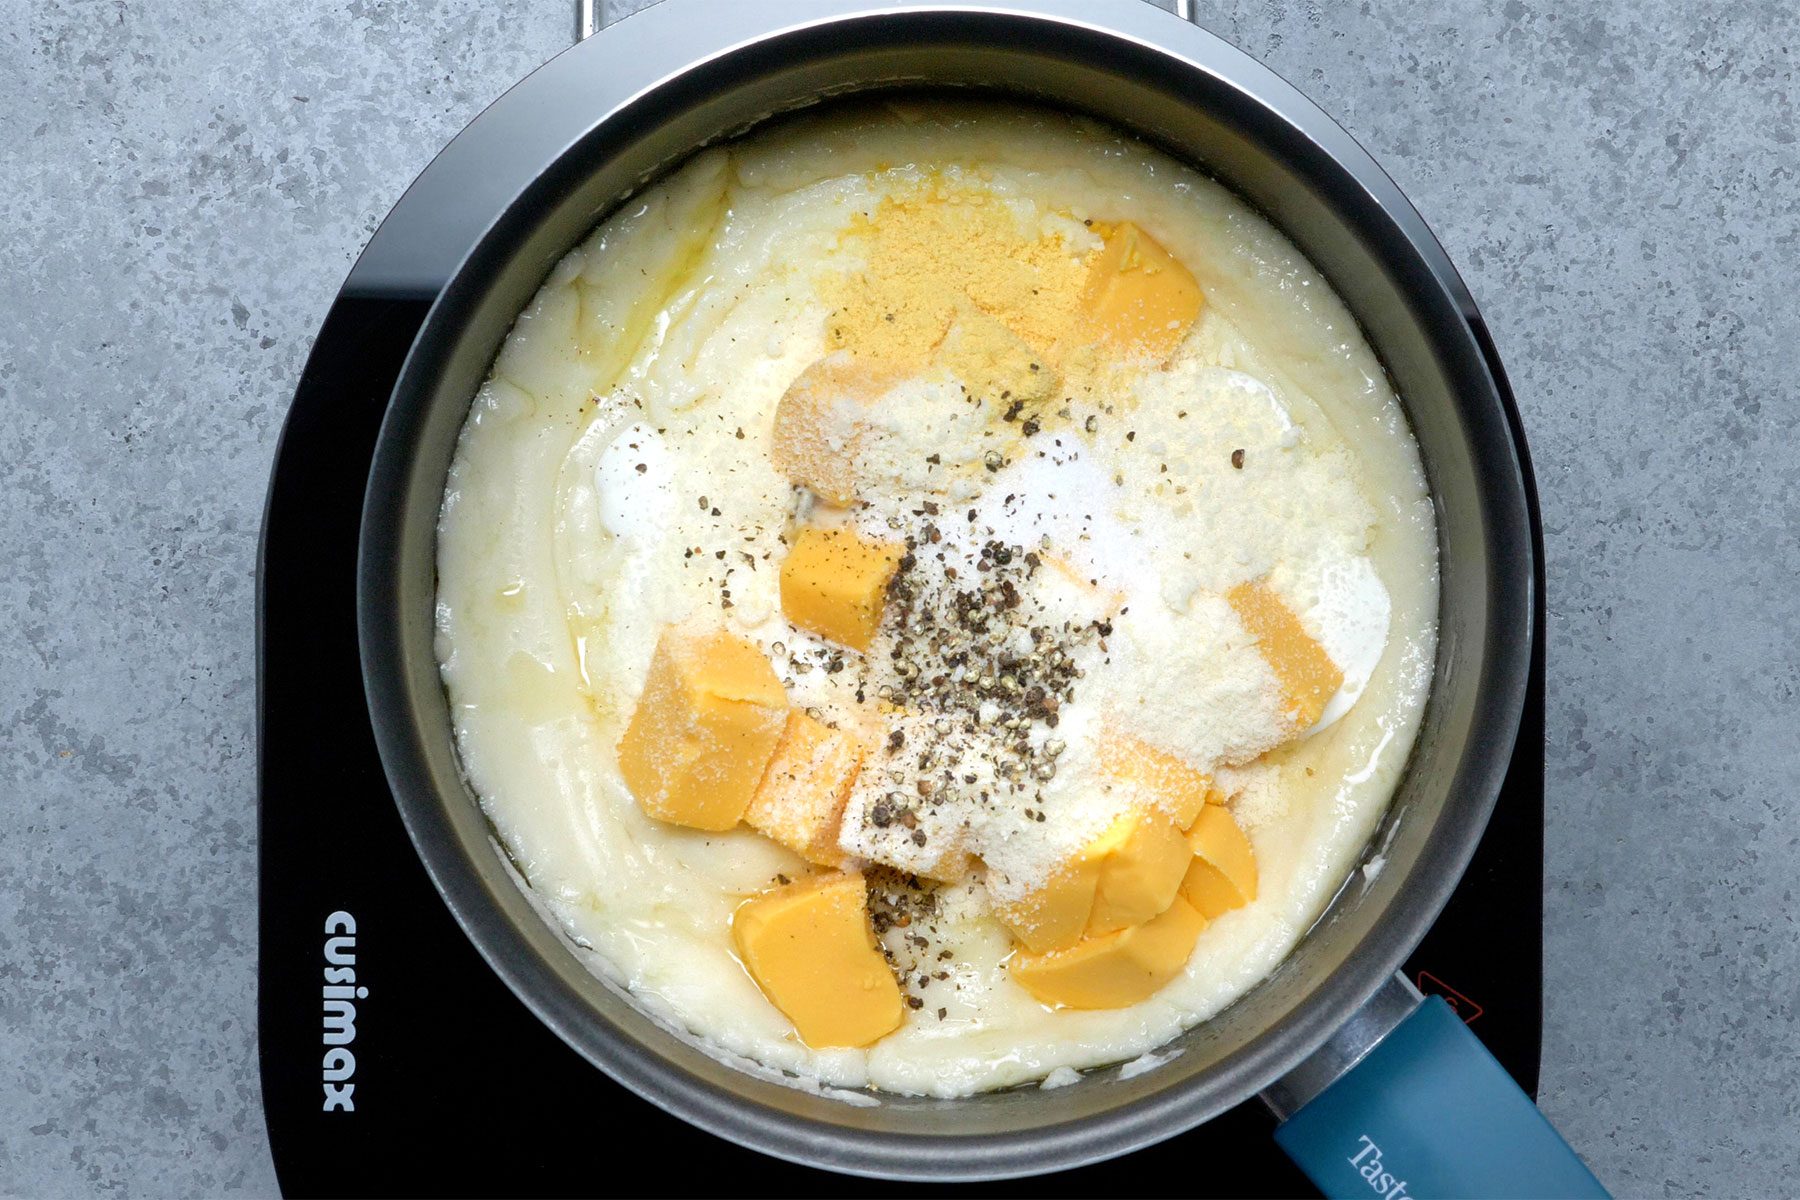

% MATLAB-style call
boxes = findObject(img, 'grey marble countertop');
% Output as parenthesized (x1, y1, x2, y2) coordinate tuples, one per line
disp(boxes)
(4, 0, 1796, 1194)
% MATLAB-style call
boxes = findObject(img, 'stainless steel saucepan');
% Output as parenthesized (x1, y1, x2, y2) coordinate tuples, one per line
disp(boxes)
(354, 1, 1602, 1190)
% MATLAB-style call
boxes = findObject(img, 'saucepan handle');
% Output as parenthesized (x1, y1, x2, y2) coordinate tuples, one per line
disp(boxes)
(1270, 989, 1608, 1198)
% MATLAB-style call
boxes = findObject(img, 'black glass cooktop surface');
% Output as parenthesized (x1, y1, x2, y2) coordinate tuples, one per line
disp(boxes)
(258, 10, 1546, 1193)
(257, 285, 1545, 1197)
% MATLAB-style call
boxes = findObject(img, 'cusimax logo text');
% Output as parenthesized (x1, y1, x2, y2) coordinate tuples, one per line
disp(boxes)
(1348, 1135, 1411, 1198)
(321, 911, 367, 1113)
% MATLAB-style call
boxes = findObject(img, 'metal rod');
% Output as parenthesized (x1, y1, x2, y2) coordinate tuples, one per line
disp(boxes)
(580, 1, 1197, 44)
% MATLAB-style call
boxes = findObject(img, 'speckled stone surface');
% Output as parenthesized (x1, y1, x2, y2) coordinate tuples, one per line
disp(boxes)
(1, 0, 1794, 1194)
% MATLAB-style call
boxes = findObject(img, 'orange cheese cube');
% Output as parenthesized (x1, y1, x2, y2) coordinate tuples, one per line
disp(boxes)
(993, 802, 1190, 952)
(731, 871, 904, 1048)
(1010, 894, 1206, 1009)
(779, 526, 904, 652)
(616, 626, 787, 831)
(770, 354, 900, 506)
(1079, 222, 1203, 362)
(935, 309, 1061, 408)
(1227, 581, 1344, 729)
(1084, 807, 1193, 937)
(1104, 734, 1221, 829)
(745, 711, 864, 867)
(885, 844, 976, 885)
(1231, 579, 1346, 726)
(1039, 552, 1128, 616)
(991, 857, 1102, 955)
(838, 782, 978, 882)
(1180, 805, 1259, 919)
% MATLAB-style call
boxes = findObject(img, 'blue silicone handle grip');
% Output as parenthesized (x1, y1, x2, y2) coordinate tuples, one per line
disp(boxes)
(1273, 997, 1608, 1198)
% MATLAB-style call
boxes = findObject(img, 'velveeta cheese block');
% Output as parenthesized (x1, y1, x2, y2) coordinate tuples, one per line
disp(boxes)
(933, 309, 1061, 409)
(836, 767, 979, 884)
(990, 855, 1103, 955)
(992, 802, 1190, 952)
(1103, 733, 1222, 829)
(745, 710, 864, 868)
(1077, 221, 1203, 361)
(779, 526, 904, 652)
(1082, 806, 1192, 938)
(1227, 581, 1344, 730)
(617, 626, 788, 831)
(1010, 893, 1207, 1009)
(995, 740, 1241, 967)
(731, 871, 904, 1048)
(772, 316, 1056, 509)
(1180, 805, 1259, 920)
(1040, 552, 1129, 613)
(770, 354, 900, 506)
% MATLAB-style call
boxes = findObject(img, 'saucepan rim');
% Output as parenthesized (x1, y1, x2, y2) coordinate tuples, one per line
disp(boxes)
(356, 0, 1532, 1179)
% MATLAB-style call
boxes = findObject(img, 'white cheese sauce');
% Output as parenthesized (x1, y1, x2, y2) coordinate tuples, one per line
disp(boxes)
(434, 102, 1438, 1097)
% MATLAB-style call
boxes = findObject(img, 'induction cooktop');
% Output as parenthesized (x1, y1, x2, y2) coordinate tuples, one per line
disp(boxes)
(256, 6, 1547, 1195)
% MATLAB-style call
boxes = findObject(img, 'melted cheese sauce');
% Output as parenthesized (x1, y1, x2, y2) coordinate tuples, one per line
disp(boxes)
(434, 102, 1437, 1097)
